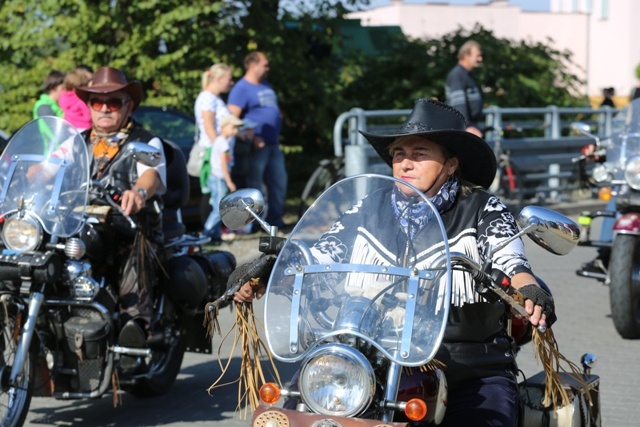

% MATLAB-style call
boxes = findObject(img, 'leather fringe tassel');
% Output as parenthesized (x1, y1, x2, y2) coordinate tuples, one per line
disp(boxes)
(531, 327, 594, 409)
(207, 301, 281, 419)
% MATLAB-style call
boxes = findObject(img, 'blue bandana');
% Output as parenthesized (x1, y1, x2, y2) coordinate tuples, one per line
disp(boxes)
(391, 177, 459, 238)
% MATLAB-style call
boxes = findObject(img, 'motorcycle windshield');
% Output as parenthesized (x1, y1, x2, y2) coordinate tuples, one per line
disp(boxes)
(0, 117, 90, 238)
(264, 175, 452, 367)
(607, 98, 640, 174)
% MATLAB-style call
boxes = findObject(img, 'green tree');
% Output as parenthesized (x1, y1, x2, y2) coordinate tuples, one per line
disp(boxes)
(0, 2, 585, 196)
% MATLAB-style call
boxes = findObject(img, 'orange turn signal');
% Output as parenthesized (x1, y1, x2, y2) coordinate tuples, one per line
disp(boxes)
(404, 398, 427, 421)
(598, 186, 612, 202)
(259, 382, 281, 404)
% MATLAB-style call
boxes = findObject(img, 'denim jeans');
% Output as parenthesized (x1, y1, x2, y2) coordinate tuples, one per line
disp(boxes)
(246, 144, 288, 228)
(203, 176, 228, 240)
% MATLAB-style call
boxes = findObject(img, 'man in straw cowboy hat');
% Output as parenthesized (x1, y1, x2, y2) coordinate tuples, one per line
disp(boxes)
(234, 98, 556, 425)
(76, 66, 167, 354)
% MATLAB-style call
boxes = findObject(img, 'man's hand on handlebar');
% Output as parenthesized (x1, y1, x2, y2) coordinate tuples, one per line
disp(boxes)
(121, 188, 146, 216)
(234, 281, 265, 303)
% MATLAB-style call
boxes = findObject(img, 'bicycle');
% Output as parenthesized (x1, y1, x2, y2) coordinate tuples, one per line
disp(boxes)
(298, 156, 345, 219)
(487, 125, 525, 212)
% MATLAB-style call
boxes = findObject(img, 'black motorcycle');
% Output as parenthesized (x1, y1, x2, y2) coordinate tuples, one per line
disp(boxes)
(0, 117, 235, 426)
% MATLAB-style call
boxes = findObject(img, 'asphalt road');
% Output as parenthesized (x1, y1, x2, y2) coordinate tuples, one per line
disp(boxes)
(25, 212, 640, 427)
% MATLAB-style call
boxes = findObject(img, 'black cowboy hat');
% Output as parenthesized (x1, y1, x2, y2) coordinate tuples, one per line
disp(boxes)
(359, 98, 497, 189)
(76, 66, 143, 109)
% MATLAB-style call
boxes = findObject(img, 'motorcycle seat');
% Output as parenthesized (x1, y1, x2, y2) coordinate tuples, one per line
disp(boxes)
(161, 139, 189, 240)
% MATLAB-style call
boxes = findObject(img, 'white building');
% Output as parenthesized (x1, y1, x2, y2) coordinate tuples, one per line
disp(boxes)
(347, 0, 640, 104)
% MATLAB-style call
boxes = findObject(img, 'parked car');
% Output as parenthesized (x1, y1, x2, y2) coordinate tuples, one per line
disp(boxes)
(0, 129, 9, 153)
(132, 105, 210, 230)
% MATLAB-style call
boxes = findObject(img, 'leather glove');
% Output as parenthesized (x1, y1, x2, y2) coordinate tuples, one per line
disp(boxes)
(518, 284, 557, 327)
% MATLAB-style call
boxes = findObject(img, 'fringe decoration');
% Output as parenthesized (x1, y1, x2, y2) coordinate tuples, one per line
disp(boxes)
(531, 327, 594, 409)
(402, 359, 447, 377)
(203, 303, 221, 338)
(111, 370, 122, 407)
(207, 299, 281, 419)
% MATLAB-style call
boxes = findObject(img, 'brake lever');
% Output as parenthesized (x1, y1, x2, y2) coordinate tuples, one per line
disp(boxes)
(90, 181, 136, 229)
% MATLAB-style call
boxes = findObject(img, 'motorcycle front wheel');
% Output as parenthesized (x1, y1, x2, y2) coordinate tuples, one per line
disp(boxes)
(608, 234, 640, 339)
(0, 303, 35, 427)
(125, 321, 187, 397)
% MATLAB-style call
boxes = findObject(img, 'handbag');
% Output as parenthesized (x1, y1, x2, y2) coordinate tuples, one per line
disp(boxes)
(187, 141, 206, 177)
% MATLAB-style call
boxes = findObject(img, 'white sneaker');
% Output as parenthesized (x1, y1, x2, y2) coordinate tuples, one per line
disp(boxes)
(221, 233, 236, 242)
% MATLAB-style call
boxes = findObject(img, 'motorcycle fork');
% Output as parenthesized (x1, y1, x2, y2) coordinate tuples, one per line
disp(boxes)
(381, 357, 403, 422)
(10, 287, 44, 385)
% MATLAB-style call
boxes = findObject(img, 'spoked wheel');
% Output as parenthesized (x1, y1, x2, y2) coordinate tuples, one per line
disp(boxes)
(491, 157, 524, 214)
(0, 304, 34, 427)
(608, 234, 640, 339)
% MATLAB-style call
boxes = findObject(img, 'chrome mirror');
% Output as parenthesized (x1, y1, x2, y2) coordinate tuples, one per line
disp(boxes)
(220, 188, 266, 231)
(124, 142, 162, 167)
(516, 206, 580, 255)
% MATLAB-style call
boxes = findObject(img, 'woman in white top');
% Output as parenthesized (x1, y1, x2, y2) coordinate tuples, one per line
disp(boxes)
(193, 63, 234, 241)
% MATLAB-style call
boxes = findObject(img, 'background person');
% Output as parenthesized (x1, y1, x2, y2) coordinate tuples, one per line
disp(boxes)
(202, 114, 245, 244)
(445, 40, 484, 137)
(33, 70, 65, 119)
(193, 63, 234, 233)
(227, 51, 288, 230)
(59, 68, 93, 130)
(600, 87, 616, 108)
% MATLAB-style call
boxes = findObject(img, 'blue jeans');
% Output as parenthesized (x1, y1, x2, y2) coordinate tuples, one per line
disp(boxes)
(441, 376, 519, 426)
(246, 144, 288, 228)
(203, 176, 228, 240)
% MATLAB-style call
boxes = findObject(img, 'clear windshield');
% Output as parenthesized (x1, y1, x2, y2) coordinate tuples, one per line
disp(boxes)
(0, 117, 89, 238)
(605, 98, 640, 177)
(264, 175, 452, 367)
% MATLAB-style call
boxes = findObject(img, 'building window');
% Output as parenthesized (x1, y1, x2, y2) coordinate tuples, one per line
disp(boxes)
(600, 0, 609, 19)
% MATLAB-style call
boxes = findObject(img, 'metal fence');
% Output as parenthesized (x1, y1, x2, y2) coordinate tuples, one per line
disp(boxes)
(332, 105, 618, 204)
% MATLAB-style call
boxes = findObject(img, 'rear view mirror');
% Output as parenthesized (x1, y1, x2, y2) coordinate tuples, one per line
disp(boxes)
(516, 206, 580, 255)
(219, 188, 265, 231)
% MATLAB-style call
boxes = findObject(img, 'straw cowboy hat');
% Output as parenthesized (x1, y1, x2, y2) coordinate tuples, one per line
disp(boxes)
(76, 66, 143, 109)
(359, 98, 497, 189)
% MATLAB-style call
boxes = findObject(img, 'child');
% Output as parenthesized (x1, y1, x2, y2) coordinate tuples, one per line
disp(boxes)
(202, 114, 244, 243)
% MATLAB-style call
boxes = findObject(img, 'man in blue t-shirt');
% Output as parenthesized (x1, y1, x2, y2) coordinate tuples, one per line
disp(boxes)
(228, 51, 287, 229)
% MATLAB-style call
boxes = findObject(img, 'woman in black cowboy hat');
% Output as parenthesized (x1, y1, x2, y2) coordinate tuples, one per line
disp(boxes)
(361, 99, 554, 425)
(236, 98, 555, 425)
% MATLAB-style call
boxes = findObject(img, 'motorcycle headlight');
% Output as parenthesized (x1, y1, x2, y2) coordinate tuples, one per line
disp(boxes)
(625, 156, 640, 190)
(299, 343, 375, 417)
(592, 164, 611, 183)
(2, 216, 42, 252)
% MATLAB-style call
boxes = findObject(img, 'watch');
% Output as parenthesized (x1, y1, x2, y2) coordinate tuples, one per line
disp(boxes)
(133, 187, 148, 200)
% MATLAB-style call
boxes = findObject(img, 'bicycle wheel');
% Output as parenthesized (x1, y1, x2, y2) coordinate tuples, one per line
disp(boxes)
(494, 162, 524, 214)
(298, 159, 340, 218)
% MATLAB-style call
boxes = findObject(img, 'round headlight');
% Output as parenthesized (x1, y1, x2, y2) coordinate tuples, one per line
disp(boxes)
(2, 216, 42, 252)
(625, 156, 640, 190)
(592, 164, 611, 183)
(299, 344, 375, 417)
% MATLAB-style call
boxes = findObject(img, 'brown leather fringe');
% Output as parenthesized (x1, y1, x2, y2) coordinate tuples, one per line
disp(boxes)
(207, 301, 281, 419)
(531, 327, 594, 409)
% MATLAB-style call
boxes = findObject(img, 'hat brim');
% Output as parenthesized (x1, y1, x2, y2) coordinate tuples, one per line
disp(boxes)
(76, 81, 143, 109)
(360, 129, 497, 189)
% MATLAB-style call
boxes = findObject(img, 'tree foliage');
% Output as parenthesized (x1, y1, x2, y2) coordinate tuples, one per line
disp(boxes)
(0, 1, 585, 192)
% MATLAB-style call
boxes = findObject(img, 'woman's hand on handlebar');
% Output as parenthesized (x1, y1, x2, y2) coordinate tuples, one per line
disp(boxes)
(511, 273, 556, 328)
(234, 281, 265, 303)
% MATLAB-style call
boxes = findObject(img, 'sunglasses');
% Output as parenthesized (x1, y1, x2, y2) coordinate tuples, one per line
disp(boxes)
(89, 97, 129, 112)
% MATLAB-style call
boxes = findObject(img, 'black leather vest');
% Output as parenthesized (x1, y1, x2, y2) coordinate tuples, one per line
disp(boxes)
(82, 121, 163, 240)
